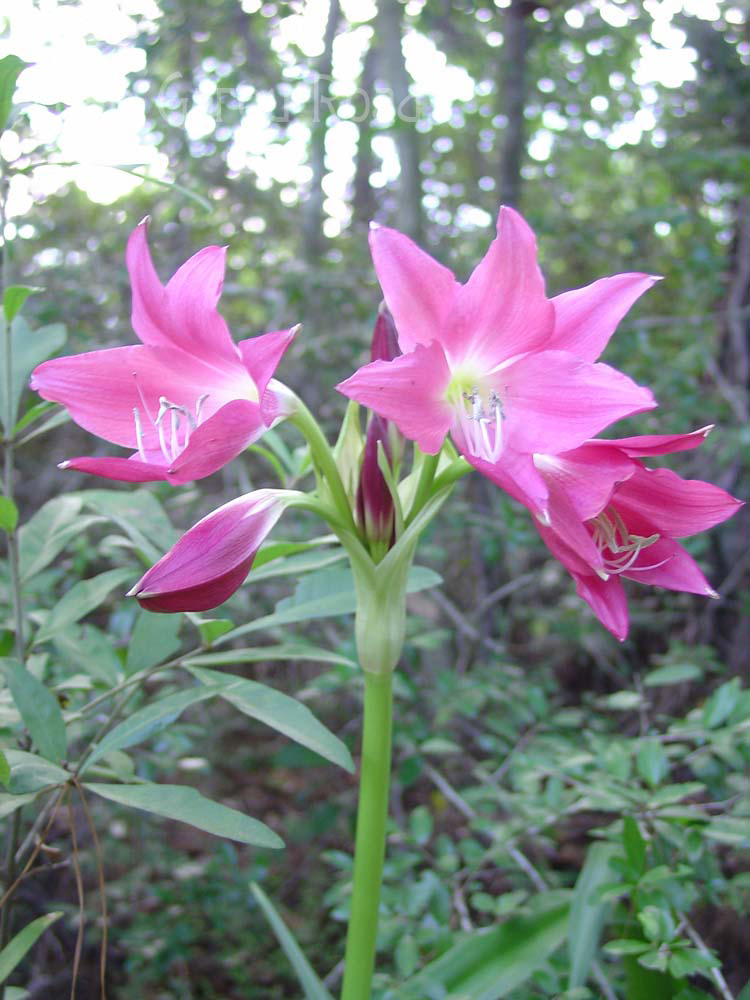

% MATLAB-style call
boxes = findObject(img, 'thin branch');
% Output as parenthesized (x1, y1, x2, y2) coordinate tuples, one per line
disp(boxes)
(682, 914, 735, 1000)
(66, 790, 85, 1000)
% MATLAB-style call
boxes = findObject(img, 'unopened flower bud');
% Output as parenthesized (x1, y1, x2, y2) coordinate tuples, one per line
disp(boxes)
(356, 414, 395, 557)
(370, 303, 401, 363)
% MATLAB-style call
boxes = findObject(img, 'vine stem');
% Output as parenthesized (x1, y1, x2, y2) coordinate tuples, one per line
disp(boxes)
(340, 671, 393, 1000)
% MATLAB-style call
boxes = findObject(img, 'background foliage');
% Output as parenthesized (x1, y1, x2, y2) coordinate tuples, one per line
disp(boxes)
(0, 1, 748, 997)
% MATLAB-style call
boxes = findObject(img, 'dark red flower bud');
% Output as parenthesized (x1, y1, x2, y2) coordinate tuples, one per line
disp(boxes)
(356, 413, 395, 556)
(370, 303, 401, 363)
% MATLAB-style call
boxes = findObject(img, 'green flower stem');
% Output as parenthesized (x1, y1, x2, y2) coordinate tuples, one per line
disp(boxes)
(341, 671, 393, 1000)
(406, 449, 439, 524)
(288, 393, 357, 533)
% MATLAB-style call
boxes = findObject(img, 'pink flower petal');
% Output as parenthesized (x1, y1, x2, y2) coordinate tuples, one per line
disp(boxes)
(126, 220, 170, 349)
(337, 342, 453, 454)
(238, 327, 297, 398)
(369, 226, 459, 354)
(534, 444, 636, 521)
(575, 574, 629, 641)
(498, 351, 656, 455)
(60, 455, 167, 482)
(547, 272, 660, 362)
(613, 467, 743, 538)
(597, 425, 713, 457)
(31, 344, 254, 451)
(544, 479, 605, 569)
(622, 536, 716, 596)
(535, 517, 595, 577)
(130, 489, 288, 612)
(165, 245, 240, 363)
(461, 447, 549, 514)
(166, 399, 266, 482)
(450, 206, 554, 368)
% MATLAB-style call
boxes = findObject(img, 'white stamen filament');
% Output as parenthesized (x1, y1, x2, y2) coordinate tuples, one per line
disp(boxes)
(133, 407, 146, 462)
(590, 508, 664, 578)
(130, 379, 210, 466)
(459, 386, 504, 463)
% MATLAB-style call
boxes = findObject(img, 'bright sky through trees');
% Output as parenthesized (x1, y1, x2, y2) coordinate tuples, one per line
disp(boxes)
(0, 0, 736, 231)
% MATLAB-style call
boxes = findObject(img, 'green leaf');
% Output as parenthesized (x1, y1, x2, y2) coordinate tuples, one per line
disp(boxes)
(1, 658, 67, 762)
(187, 666, 354, 773)
(252, 535, 338, 570)
(12, 399, 57, 436)
(18, 495, 96, 582)
(185, 643, 356, 670)
(623, 816, 647, 874)
(125, 610, 181, 676)
(0, 317, 67, 433)
(80, 488, 178, 559)
(401, 896, 570, 999)
(0, 750, 9, 788)
(0, 792, 40, 820)
(250, 883, 334, 1000)
(81, 686, 218, 772)
(0, 495, 18, 533)
(245, 548, 346, 584)
(604, 939, 650, 956)
(85, 782, 282, 848)
(220, 564, 441, 644)
(195, 617, 234, 645)
(33, 568, 134, 645)
(54, 625, 122, 686)
(0, 912, 63, 984)
(4, 750, 68, 794)
(668, 948, 718, 977)
(636, 739, 669, 788)
(702, 679, 741, 728)
(643, 664, 703, 687)
(0, 54, 26, 133)
(703, 816, 750, 848)
(568, 842, 618, 989)
(3, 285, 39, 324)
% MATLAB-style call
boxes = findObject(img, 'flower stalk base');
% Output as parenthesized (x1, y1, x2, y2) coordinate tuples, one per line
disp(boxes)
(340, 671, 393, 1000)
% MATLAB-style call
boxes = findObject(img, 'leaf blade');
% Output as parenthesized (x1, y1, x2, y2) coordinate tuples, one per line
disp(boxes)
(85, 782, 283, 848)
(1, 658, 67, 762)
(250, 883, 334, 1000)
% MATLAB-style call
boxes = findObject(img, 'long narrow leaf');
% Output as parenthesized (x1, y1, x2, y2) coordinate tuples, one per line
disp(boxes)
(568, 842, 618, 988)
(1, 658, 67, 762)
(402, 896, 570, 1000)
(86, 782, 282, 848)
(0, 912, 63, 983)
(81, 686, 218, 773)
(187, 667, 354, 773)
(250, 883, 334, 1000)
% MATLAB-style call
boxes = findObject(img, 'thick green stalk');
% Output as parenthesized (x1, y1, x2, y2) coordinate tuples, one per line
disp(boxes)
(340, 671, 393, 1000)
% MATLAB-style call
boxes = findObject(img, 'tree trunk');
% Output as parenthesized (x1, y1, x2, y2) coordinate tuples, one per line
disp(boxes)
(302, 0, 341, 262)
(498, 0, 530, 208)
(353, 39, 379, 228)
(378, 0, 422, 239)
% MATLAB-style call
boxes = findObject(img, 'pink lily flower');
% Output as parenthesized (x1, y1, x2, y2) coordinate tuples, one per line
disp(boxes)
(337, 206, 658, 513)
(31, 220, 297, 484)
(527, 427, 743, 640)
(128, 489, 295, 612)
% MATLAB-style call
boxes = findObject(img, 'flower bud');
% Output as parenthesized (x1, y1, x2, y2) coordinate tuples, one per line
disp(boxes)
(370, 303, 401, 363)
(356, 414, 395, 557)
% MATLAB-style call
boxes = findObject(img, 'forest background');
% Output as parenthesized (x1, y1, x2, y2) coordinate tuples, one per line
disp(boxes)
(0, 0, 749, 997)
